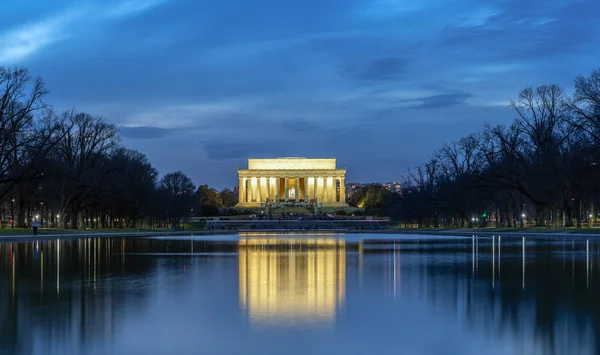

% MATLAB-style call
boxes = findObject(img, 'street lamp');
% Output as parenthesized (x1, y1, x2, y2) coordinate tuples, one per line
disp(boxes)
(10, 198, 14, 228)
(521, 213, 525, 218)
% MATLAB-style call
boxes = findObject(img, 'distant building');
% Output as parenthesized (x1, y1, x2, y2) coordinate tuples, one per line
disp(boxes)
(233, 186, 239, 195)
(345, 181, 402, 197)
(345, 182, 365, 198)
(381, 181, 402, 194)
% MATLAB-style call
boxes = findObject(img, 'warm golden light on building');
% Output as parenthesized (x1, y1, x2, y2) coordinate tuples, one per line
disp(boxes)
(236, 157, 347, 208)
(238, 238, 346, 325)
(248, 158, 337, 170)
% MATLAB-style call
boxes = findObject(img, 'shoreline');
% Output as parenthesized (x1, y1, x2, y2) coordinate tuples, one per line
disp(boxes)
(2, 227, 600, 242)
(379, 228, 600, 240)
(0, 230, 236, 242)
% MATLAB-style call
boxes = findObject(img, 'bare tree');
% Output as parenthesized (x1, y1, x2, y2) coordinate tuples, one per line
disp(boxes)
(0, 68, 47, 198)
(50, 110, 120, 228)
(159, 171, 196, 225)
(566, 69, 600, 140)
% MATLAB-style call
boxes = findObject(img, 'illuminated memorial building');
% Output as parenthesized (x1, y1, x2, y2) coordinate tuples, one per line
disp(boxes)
(238, 237, 346, 325)
(235, 158, 348, 210)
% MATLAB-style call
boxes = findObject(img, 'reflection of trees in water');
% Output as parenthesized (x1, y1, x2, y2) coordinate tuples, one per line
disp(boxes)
(366, 238, 600, 355)
(0, 238, 225, 355)
(2, 237, 598, 354)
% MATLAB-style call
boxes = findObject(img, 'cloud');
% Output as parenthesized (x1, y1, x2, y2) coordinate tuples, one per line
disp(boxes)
(363, 0, 428, 17)
(409, 93, 473, 109)
(3, 0, 599, 188)
(342, 57, 408, 81)
(119, 125, 178, 139)
(202, 141, 282, 160)
(281, 120, 321, 133)
(104, 0, 170, 19)
(437, 0, 600, 62)
(0, 10, 80, 64)
(0, 0, 170, 63)
(108, 101, 256, 129)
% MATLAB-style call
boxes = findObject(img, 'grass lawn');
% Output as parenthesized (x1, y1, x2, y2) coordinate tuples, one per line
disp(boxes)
(0, 227, 206, 236)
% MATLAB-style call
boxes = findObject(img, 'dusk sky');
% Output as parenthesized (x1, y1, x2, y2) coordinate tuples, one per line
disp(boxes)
(1, 0, 599, 189)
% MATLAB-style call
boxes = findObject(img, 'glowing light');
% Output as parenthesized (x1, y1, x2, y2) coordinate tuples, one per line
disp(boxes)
(521, 214, 525, 218)
(247, 158, 337, 170)
(35, 215, 39, 219)
(238, 238, 345, 325)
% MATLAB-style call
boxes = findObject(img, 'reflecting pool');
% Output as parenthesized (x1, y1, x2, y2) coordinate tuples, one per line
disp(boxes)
(1, 234, 599, 355)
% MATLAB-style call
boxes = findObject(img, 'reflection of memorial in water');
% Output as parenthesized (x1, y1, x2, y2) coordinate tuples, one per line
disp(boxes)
(238, 237, 346, 325)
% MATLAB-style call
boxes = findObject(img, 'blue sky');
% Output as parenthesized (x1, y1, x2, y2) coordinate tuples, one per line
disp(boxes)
(1, 0, 599, 188)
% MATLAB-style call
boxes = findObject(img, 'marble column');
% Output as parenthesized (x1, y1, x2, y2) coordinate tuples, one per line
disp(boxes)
(317, 177, 323, 202)
(284, 178, 289, 201)
(256, 178, 261, 203)
(328, 178, 335, 202)
(267, 178, 271, 200)
(276, 178, 280, 201)
(294, 177, 299, 202)
(327, 177, 334, 202)
(263, 178, 269, 201)
(303, 178, 308, 201)
(250, 178, 256, 202)
(239, 177, 246, 203)
(340, 177, 345, 203)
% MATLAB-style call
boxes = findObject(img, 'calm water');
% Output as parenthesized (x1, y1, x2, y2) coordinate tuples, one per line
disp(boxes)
(1, 234, 599, 355)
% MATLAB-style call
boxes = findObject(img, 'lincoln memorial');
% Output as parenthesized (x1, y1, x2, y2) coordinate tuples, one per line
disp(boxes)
(236, 157, 348, 209)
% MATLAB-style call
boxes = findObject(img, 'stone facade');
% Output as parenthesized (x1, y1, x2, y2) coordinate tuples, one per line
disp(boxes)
(235, 157, 348, 208)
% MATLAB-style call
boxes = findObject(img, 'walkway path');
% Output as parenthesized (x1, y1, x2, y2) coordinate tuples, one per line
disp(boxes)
(0, 229, 236, 242)
(4, 227, 600, 243)
(384, 228, 600, 240)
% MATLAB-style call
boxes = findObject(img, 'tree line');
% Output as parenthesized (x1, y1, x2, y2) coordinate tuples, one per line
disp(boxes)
(0, 66, 236, 229)
(390, 68, 600, 228)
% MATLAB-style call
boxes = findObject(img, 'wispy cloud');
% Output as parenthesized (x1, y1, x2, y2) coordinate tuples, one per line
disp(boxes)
(407, 93, 474, 109)
(119, 125, 179, 139)
(342, 57, 408, 81)
(104, 0, 170, 19)
(363, 0, 428, 17)
(0, 0, 170, 64)
(118, 100, 257, 129)
(0, 10, 80, 64)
